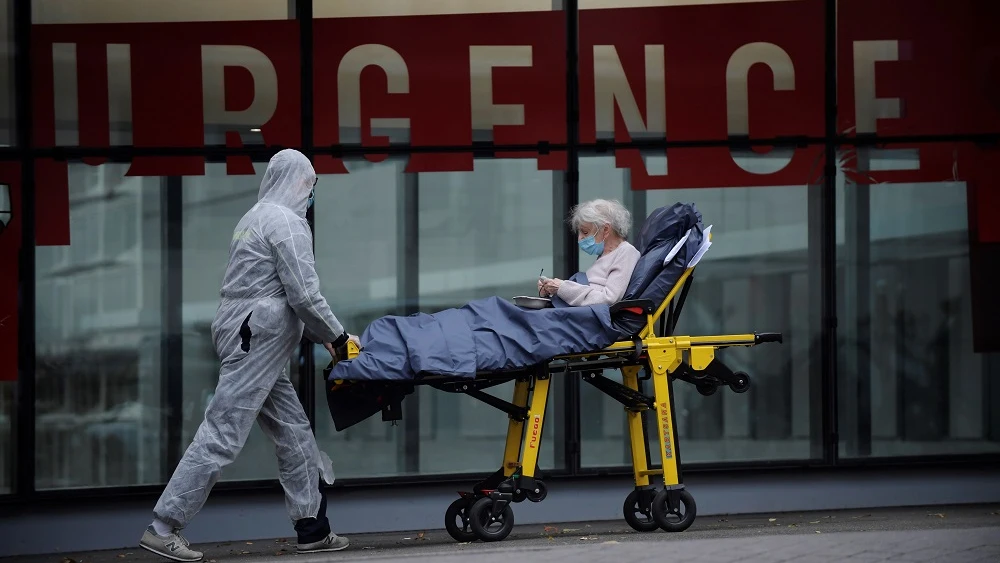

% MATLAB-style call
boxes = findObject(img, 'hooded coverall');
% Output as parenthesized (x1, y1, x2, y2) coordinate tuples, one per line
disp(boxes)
(152, 149, 347, 543)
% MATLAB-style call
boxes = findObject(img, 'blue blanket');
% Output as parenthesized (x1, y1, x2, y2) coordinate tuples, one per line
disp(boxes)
(328, 295, 619, 381)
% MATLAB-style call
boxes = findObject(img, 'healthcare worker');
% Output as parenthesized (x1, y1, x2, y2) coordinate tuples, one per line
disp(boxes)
(139, 149, 357, 562)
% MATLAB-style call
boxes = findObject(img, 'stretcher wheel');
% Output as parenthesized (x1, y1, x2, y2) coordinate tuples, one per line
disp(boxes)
(651, 488, 697, 532)
(623, 490, 659, 532)
(696, 383, 718, 396)
(729, 372, 751, 394)
(469, 497, 515, 542)
(444, 497, 478, 543)
(525, 481, 547, 503)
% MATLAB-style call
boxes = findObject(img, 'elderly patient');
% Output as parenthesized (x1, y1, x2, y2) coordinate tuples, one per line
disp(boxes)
(539, 198, 641, 306)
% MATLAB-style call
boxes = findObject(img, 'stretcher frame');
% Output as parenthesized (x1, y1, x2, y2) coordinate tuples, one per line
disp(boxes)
(332, 258, 783, 542)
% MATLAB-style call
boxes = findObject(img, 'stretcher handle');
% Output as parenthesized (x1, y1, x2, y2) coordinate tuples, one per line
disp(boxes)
(754, 332, 783, 344)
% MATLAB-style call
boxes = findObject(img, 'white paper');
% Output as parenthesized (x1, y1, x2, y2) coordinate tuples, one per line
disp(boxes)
(663, 228, 692, 266)
(689, 225, 713, 268)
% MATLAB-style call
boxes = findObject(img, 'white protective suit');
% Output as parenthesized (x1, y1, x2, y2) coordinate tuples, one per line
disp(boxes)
(153, 149, 344, 530)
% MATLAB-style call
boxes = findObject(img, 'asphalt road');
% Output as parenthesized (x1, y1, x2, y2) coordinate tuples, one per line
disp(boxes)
(16, 503, 1000, 563)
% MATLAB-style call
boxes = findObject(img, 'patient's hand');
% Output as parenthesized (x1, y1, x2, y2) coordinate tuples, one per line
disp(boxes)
(541, 278, 562, 297)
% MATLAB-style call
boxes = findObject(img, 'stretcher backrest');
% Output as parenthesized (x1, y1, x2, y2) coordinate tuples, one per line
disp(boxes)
(611, 202, 706, 337)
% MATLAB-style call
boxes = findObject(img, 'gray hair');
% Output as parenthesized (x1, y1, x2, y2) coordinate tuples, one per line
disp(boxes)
(569, 198, 632, 238)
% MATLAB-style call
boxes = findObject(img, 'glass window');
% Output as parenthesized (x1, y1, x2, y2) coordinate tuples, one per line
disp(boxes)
(313, 155, 565, 477)
(577, 152, 824, 467)
(34, 162, 164, 489)
(836, 143, 1000, 458)
(33, 161, 307, 490)
(0, 381, 11, 493)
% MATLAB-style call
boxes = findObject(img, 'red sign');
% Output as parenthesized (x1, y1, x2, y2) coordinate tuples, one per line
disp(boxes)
(837, 0, 1000, 138)
(0, 162, 21, 382)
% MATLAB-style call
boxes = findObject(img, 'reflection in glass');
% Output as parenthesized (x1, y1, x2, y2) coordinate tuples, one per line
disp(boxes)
(313, 157, 563, 477)
(836, 148, 1000, 458)
(312, 158, 403, 479)
(577, 155, 820, 466)
(418, 159, 558, 474)
(0, 381, 11, 493)
(34, 163, 164, 489)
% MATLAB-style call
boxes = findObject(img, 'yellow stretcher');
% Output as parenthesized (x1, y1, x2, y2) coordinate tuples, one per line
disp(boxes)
(328, 257, 783, 543)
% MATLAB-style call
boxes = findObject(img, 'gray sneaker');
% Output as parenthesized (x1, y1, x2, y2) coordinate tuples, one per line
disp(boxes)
(297, 532, 350, 553)
(139, 526, 204, 562)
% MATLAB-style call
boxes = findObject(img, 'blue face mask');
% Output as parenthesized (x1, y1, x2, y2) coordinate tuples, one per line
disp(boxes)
(307, 188, 315, 208)
(578, 234, 604, 256)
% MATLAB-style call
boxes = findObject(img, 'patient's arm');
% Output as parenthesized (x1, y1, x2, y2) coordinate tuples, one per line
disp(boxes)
(557, 246, 640, 306)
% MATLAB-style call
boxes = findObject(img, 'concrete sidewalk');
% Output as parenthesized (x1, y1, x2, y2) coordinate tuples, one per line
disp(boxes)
(13, 504, 1000, 563)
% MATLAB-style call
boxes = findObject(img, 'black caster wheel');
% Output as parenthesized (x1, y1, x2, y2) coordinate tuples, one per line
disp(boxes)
(651, 488, 697, 532)
(444, 496, 478, 542)
(525, 481, 547, 503)
(469, 497, 515, 542)
(512, 489, 528, 503)
(729, 372, 751, 394)
(623, 489, 659, 532)
(696, 383, 718, 396)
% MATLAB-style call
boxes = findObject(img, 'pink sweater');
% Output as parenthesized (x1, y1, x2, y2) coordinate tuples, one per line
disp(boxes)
(556, 241, 641, 306)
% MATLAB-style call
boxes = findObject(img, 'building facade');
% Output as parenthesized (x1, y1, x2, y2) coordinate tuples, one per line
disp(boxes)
(0, 0, 998, 557)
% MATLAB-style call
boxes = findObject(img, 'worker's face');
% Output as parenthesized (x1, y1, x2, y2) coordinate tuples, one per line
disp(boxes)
(307, 177, 317, 208)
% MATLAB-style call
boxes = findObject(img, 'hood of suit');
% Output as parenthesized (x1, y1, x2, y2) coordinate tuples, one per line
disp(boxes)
(257, 149, 316, 218)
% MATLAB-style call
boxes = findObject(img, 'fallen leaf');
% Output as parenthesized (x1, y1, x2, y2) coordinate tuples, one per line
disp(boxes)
(117, 556, 126, 559)
(544, 525, 560, 533)
(809, 521, 820, 524)
(61, 559, 76, 563)
(815, 531, 822, 534)
(417, 531, 426, 540)
(563, 528, 580, 533)
(768, 518, 777, 522)
(602, 540, 620, 545)
(246, 542, 254, 545)
(274, 551, 284, 556)
(579, 536, 595, 540)
(788, 524, 798, 528)
(547, 537, 554, 541)
(928, 513, 946, 519)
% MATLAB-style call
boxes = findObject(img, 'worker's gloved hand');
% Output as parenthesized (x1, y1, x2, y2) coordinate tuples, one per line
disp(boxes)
(323, 342, 338, 359)
(325, 334, 361, 363)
